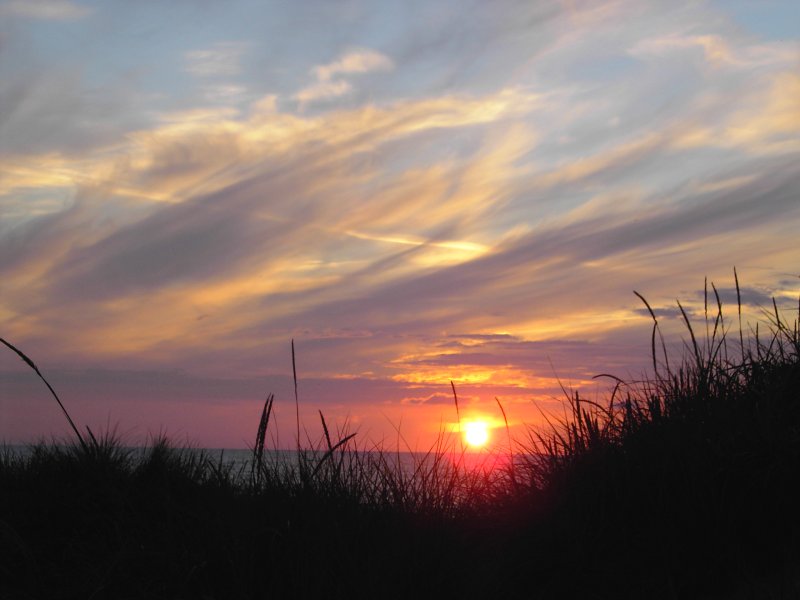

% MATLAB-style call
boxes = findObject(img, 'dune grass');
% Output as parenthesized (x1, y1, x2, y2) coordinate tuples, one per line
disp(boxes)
(1, 281, 799, 599)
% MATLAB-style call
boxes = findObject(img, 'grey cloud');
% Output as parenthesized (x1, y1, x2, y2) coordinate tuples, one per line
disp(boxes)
(41, 148, 346, 301)
(693, 286, 776, 309)
(633, 307, 694, 320)
(595, 163, 798, 255)
(50, 201, 267, 299)
(405, 338, 649, 377)
(0, 70, 145, 156)
(382, 1, 560, 97)
(494, 158, 800, 271)
(0, 195, 134, 278)
(0, 366, 521, 411)
(184, 42, 248, 78)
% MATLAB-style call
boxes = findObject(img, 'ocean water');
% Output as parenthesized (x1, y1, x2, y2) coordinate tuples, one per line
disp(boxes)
(1, 443, 519, 477)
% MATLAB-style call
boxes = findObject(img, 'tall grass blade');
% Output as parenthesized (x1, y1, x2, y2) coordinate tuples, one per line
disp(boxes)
(710, 282, 727, 365)
(311, 433, 357, 479)
(495, 396, 515, 484)
(450, 380, 461, 426)
(633, 291, 660, 376)
(734, 267, 744, 358)
(677, 300, 701, 370)
(86, 425, 99, 450)
(251, 393, 273, 483)
(704, 276, 709, 339)
(1, 337, 88, 453)
(292, 339, 300, 450)
(451, 380, 462, 450)
(319, 410, 333, 452)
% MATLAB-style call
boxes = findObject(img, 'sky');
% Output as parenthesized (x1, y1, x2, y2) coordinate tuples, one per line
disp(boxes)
(1, 0, 798, 450)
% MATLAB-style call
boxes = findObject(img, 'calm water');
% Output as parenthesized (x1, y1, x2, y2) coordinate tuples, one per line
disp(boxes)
(1, 444, 520, 477)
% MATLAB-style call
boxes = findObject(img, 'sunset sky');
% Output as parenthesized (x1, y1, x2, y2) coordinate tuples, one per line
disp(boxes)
(1, 0, 798, 449)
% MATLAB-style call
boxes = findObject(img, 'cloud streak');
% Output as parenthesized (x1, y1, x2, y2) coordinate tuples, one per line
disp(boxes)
(184, 42, 250, 78)
(0, 0, 90, 20)
(295, 47, 394, 108)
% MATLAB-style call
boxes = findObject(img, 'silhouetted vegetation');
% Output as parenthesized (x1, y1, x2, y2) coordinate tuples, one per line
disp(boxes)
(1, 281, 799, 599)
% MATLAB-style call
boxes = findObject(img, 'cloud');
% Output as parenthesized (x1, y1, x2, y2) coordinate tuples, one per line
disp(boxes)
(294, 79, 353, 106)
(200, 84, 249, 104)
(294, 48, 393, 108)
(313, 48, 394, 82)
(0, 70, 144, 155)
(3, 82, 798, 372)
(0, 0, 90, 20)
(185, 42, 249, 78)
(632, 306, 696, 321)
(629, 33, 798, 68)
(402, 393, 457, 406)
(694, 286, 777, 309)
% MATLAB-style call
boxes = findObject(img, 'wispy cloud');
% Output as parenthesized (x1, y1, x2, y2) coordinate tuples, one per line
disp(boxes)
(295, 48, 393, 108)
(629, 33, 798, 68)
(313, 48, 394, 81)
(0, 0, 90, 20)
(294, 79, 353, 106)
(185, 42, 249, 78)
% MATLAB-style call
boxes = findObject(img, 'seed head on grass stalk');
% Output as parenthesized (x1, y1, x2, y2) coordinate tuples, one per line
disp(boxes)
(1, 337, 90, 453)
(251, 393, 274, 486)
(451, 380, 463, 451)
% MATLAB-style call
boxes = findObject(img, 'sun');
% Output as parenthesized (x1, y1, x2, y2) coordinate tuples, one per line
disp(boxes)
(463, 420, 490, 448)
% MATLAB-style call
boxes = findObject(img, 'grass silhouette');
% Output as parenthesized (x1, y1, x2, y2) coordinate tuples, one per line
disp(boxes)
(1, 278, 798, 598)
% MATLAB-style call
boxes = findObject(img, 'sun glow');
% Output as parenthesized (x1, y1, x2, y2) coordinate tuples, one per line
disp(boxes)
(464, 421, 490, 448)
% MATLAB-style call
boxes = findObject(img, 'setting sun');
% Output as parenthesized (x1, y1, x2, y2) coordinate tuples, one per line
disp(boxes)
(464, 421, 490, 448)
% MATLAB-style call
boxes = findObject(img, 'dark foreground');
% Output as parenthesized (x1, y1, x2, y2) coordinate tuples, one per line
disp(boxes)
(2, 299, 799, 599)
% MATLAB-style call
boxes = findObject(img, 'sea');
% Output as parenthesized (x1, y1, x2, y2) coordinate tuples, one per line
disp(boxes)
(1, 443, 520, 478)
